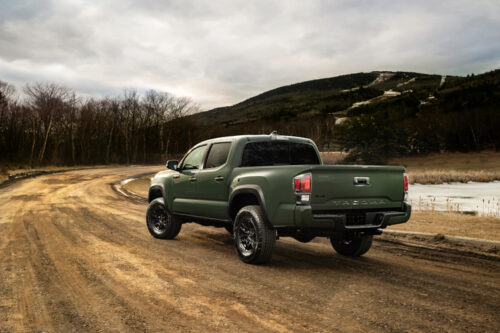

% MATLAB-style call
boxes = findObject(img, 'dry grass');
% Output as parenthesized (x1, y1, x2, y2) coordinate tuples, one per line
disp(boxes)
(320, 152, 347, 165)
(406, 169, 500, 184)
(389, 151, 500, 170)
(410, 195, 500, 218)
(389, 211, 500, 241)
(389, 151, 500, 184)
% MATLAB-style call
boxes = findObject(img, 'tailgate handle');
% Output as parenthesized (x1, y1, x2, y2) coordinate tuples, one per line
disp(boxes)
(353, 177, 370, 186)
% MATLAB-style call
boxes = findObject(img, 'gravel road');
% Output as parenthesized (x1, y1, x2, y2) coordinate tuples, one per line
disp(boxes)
(0, 167, 498, 332)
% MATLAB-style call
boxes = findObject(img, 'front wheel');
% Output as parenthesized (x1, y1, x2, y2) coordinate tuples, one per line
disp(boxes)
(330, 232, 373, 257)
(146, 198, 182, 239)
(233, 205, 275, 264)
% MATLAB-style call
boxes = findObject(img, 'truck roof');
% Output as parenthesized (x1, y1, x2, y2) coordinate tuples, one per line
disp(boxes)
(195, 133, 315, 147)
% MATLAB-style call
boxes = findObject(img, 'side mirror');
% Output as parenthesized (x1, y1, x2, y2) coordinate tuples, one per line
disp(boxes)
(166, 160, 179, 170)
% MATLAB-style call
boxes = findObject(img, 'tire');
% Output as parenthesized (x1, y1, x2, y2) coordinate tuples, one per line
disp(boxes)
(233, 205, 275, 264)
(330, 232, 373, 257)
(146, 198, 182, 239)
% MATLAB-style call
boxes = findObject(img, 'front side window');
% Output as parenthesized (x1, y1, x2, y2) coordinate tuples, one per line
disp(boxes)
(205, 142, 231, 169)
(241, 141, 320, 166)
(181, 145, 207, 170)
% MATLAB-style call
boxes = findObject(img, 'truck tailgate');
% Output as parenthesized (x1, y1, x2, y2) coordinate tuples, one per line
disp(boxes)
(309, 165, 405, 211)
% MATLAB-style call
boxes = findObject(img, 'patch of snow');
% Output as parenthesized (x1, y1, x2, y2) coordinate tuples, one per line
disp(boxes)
(365, 72, 395, 87)
(340, 78, 412, 112)
(341, 87, 360, 93)
(397, 77, 416, 87)
(383, 90, 401, 97)
(351, 101, 371, 108)
(440, 75, 446, 87)
(335, 117, 348, 125)
(421, 93, 437, 104)
(344, 88, 402, 111)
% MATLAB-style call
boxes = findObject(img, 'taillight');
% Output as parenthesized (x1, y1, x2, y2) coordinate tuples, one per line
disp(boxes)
(294, 173, 312, 193)
(294, 173, 312, 205)
(294, 178, 301, 192)
(403, 173, 409, 201)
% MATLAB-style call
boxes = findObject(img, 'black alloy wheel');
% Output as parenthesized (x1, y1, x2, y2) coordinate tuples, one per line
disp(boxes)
(236, 216, 258, 257)
(146, 198, 182, 239)
(233, 205, 275, 264)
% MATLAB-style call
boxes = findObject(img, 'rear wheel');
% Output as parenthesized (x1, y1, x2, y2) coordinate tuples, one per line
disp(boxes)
(146, 198, 182, 239)
(330, 232, 372, 257)
(233, 205, 275, 264)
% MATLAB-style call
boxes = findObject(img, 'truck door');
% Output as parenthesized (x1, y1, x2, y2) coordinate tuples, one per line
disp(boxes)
(171, 144, 207, 214)
(191, 142, 232, 220)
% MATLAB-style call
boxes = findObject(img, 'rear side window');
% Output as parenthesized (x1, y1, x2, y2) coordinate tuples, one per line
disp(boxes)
(241, 141, 320, 166)
(205, 142, 231, 169)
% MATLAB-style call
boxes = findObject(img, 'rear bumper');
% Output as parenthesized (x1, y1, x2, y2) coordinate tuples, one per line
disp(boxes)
(294, 203, 411, 231)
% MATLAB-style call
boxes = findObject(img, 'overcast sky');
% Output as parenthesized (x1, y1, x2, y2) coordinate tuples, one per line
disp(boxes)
(1, 0, 499, 109)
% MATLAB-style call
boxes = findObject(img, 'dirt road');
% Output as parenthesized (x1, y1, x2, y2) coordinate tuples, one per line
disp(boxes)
(0, 167, 499, 332)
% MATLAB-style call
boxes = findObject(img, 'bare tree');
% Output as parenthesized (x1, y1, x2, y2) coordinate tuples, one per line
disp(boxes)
(1, 80, 199, 166)
(0, 81, 16, 148)
(100, 98, 119, 164)
(24, 83, 73, 164)
(0, 80, 16, 116)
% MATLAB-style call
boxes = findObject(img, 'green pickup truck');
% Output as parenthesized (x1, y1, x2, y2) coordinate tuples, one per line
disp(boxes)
(146, 133, 411, 264)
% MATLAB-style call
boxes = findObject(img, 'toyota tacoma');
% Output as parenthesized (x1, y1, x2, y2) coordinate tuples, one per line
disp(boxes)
(146, 133, 411, 264)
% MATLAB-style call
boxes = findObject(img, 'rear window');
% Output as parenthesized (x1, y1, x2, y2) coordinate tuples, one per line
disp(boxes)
(241, 141, 320, 166)
(205, 142, 231, 168)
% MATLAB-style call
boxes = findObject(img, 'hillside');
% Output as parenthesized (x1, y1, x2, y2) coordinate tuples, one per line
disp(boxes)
(190, 69, 500, 162)
(192, 71, 441, 126)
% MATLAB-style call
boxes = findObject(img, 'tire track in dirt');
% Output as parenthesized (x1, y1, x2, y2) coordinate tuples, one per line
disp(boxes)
(0, 166, 499, 332)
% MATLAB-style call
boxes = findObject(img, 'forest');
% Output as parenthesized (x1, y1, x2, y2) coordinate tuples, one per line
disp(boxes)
(0, 81, 198, 166)
(1, 69, 499, 167)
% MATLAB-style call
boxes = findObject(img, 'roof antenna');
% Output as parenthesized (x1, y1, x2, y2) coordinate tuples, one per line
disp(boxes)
(270, 130, 278, 135)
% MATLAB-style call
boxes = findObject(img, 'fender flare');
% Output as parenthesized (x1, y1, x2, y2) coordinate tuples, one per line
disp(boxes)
(228, 185, 269, 222)
(148, 184, 171, 213)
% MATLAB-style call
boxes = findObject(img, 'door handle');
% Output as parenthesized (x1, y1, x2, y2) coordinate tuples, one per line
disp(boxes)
(214, 176, 224, 182)
(190, 177, 197, 182)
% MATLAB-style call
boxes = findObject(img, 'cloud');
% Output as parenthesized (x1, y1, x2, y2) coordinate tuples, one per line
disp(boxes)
(0, 0, 499, 109)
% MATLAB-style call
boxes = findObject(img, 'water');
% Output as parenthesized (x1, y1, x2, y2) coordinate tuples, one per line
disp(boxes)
(408, 182, 500, 216)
